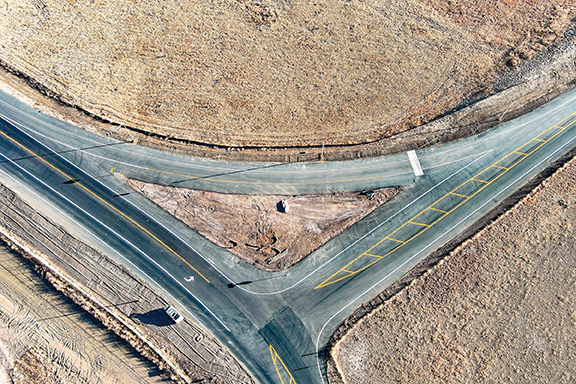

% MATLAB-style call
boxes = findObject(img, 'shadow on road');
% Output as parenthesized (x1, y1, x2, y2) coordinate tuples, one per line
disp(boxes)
(130, 309, 173, 327)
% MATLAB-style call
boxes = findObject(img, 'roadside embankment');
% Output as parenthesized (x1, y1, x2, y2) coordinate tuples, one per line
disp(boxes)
(327, 147, 576, 383)
(0, 182, 255, 384)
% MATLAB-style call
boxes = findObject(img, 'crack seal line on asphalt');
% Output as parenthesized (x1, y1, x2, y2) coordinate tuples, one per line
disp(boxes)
(0, 111, 497, 296)
(146, 167, 390, 185)
(3, 89, 576, 178)
(315, 110, 576, 289)
(0, 127, 210, 284)
(5, 90, 572, 188)
(0, 113, 246, 295)
(0, 109, 397, 186)
(0, 109, 495, 191)
(314, 129, 576, 383)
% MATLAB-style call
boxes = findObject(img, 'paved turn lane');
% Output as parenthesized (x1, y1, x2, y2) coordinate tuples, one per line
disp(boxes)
(0, 87, 575, 383)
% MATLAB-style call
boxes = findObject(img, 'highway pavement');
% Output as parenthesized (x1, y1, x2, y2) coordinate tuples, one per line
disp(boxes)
(0, 87, 575, 383)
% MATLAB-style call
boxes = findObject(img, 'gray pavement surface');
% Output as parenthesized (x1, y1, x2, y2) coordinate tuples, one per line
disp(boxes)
(0, 87, 575, 383)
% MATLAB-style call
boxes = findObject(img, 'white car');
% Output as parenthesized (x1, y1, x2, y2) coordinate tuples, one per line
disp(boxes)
(163, 305, 184, 324)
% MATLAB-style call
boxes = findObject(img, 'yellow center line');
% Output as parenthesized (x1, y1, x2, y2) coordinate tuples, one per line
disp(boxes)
(409, 221, 430, 227)
(148, 167, 388, 185)
(315, 111, 576, 289)
(270, 345, 297, 384)
(0, 130, 210, 283)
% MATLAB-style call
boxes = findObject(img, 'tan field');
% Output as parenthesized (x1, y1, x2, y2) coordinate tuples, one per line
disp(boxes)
(0, 1, 574, 148)
(332, 157, 576, 383)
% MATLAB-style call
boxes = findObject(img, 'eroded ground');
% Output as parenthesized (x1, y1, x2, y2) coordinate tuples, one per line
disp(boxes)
(0, 1, 573, 147)
(332, 157, 576, 383)
(128, 180, 400, 270)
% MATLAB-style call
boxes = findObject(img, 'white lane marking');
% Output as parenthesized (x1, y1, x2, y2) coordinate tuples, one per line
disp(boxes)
(0, 100, 410, 175)
(407, 150, 424, 177)
(2, 91, 573, 296)
(0, 110, 489, 181)
(236, 150, 493, 296)
(2, 89, 576, 176)
(0, 111, 494, 296)
(0, 116, 240, 290)
(314, 131, 576, 383)
(0, 152, 231, 332)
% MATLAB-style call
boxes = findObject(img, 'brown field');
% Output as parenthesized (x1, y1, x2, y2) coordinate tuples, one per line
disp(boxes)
(332, 157, 576, 383)
(0, 0, 574, 148)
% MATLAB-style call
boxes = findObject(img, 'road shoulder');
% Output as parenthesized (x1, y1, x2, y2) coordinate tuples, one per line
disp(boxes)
(0, 182, 254, 384)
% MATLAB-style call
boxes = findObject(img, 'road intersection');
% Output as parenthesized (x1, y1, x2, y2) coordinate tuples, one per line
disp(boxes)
(0, 87, 575, 383)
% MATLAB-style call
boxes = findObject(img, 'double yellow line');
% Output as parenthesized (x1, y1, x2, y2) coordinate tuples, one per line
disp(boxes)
(270, 345, 298, 384)
(315, 111, 576, 289)
(0, 129, 209, 283)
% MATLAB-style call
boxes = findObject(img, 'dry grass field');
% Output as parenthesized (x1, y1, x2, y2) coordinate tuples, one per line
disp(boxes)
(332, 157, 576, 383)
(128, 180, 400, 270)
(0, 0, 574, 147)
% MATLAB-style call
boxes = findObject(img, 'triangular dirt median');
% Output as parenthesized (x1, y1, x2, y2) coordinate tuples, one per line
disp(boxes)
(128, 180, 401, 271)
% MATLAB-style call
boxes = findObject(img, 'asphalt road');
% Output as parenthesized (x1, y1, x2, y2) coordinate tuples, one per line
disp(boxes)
(0, 87, 575, 384)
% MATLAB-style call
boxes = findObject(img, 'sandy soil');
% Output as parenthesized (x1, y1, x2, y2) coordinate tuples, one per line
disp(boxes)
(127, 180, 400, 270)
(331, 156, 576, 383)
(0, 242, 172, 384)
(0, 1, 574, 148)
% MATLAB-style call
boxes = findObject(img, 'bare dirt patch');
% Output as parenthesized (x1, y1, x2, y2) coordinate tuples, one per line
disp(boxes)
(0, 1, 574, 148)
(0, 242, 172, 384)
(330, 155, 576, 383)
(127, 180, 401, 270)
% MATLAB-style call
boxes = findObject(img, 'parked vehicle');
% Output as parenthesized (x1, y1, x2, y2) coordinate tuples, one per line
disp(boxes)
(163, 305, 184, 324)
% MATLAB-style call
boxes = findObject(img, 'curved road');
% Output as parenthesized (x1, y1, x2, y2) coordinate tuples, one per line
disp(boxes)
(0, 88, 575, 383)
